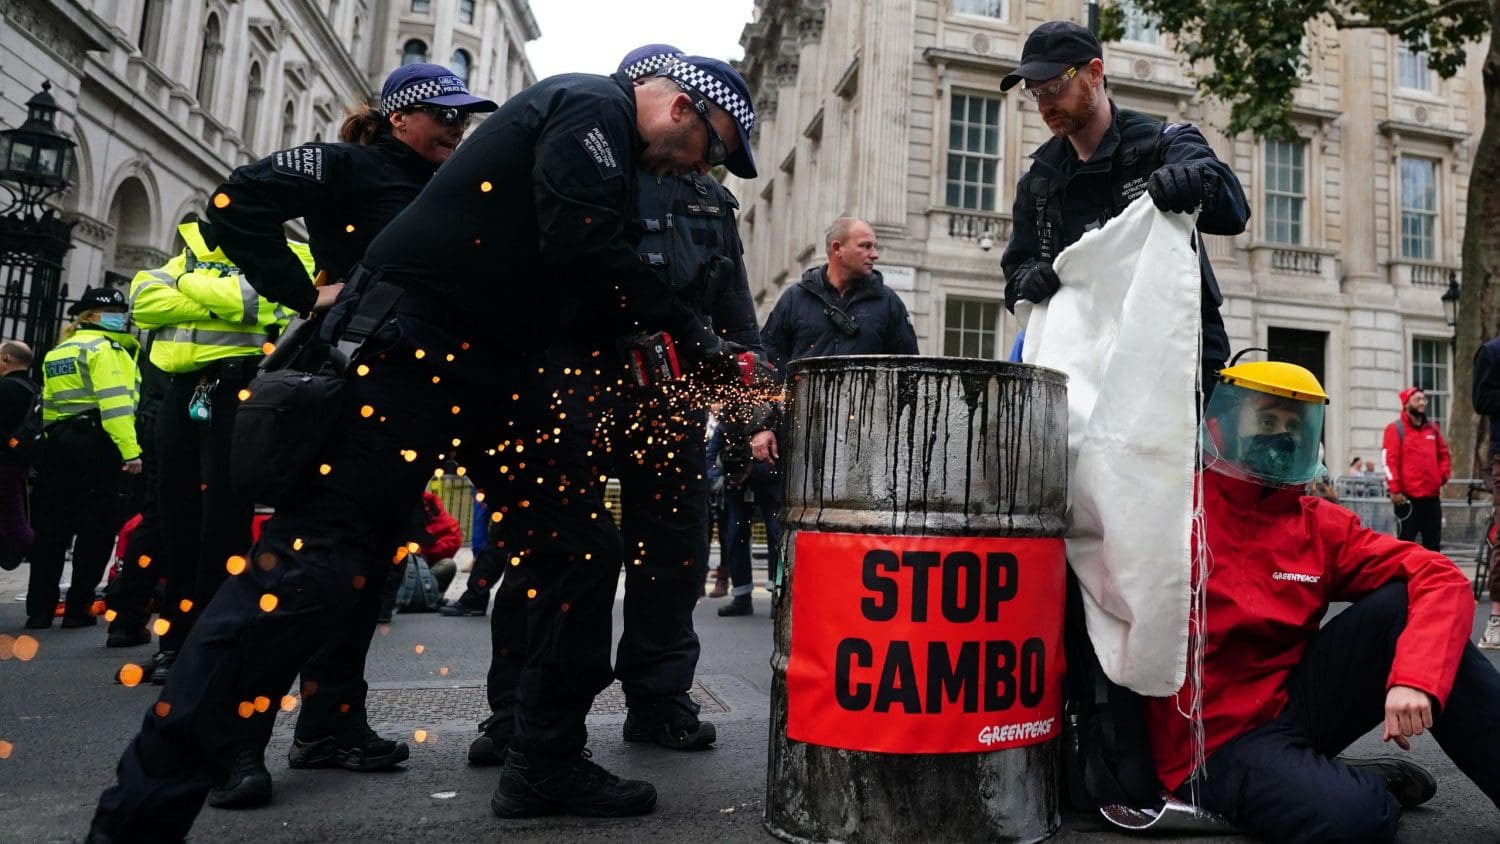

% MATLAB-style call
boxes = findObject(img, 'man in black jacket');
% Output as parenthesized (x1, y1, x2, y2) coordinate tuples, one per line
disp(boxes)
(0, 340, 35, 571)
(999, 21, 1249, 389)
(729, 217, 919, 614)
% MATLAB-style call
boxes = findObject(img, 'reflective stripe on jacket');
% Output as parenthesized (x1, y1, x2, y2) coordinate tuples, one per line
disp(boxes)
(129, 222, 309, 374)
(41, 328, 142, 460)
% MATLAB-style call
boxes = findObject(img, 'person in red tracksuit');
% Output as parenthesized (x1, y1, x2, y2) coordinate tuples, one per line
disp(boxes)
(1145, 360, 1499, 844)
(1381, 386, 1451, 551)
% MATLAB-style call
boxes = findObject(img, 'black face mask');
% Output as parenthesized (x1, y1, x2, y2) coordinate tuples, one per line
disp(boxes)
(1240, 433, 1299, 481)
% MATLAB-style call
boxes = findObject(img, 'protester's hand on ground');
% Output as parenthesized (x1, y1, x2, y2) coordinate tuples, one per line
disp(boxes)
(751, 430, 778, 464)
(1382, 685, 1435, 750)
(122, 458, 143, 475)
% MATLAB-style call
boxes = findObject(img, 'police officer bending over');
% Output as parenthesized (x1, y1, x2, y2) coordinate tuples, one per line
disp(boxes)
(999, 21, 1249, 389)
(469, 45, 763, 767)
(90, 55, 755, 839)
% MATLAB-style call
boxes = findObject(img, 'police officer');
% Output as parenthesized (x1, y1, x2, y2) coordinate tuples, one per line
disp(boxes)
(199, 64, 497, 807)
(91, 55, 756, 838)
(26, 288, 141, 629)
(0, 340, 36, 573)
(998, 21, 1249, 389)
(121, 219, 308, 694)
(467, 45, 763, 764)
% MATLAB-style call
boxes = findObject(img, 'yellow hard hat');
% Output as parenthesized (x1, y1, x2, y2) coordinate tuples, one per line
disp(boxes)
(1217, 360, 1329, 404)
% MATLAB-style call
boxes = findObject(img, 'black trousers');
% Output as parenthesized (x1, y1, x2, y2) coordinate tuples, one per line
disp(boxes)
(1179, 583, 1500, 843)
(1395, 496, 1442, 552)
(153, 358, 260, 650)
(27, 417, 124, 621)
(724, 459, 783, 596)
(104, 414, 164, 631)
(484, 346, 708, 728)
(93, 306, 617, 838)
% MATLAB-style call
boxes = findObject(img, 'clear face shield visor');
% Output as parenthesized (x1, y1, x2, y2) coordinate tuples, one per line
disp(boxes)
(1200, 383, 1326, 487)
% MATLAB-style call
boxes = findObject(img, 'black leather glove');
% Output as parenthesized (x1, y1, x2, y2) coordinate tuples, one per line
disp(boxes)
(1009, 260, 1061, 307)
(695, 337, 750, 386)
(1148, 164, 1218, 214)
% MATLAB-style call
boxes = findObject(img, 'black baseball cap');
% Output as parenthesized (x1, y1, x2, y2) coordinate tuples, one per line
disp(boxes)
(1000, 21, 1103, 92)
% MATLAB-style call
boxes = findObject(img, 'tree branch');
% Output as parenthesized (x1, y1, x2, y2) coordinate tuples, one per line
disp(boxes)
(1324, 0, 1490, 33)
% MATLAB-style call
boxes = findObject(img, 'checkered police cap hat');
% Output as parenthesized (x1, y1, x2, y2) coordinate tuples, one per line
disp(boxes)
(618, 44, 684, 81)
(655, 56, 758, 178)
(379, 62, 498, 116)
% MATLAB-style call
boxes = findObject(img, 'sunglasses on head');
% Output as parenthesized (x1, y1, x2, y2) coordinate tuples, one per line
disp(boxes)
(406, 104, 472, 128)
(668, 79, 728, 167)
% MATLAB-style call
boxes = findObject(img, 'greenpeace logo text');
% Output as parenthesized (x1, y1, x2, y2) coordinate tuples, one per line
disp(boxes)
(978, 717, 1056, 747)
(1272, 571, 1321, 583)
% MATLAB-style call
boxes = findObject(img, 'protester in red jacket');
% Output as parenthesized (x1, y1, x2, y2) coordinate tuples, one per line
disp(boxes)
(1144, 361, 1498, 843)
(1381, 387, 1451, 551)
(418, 491, 463, 562)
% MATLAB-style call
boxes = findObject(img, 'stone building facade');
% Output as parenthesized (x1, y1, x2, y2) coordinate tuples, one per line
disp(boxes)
(728, 0, 1489, 475)
(1, 0, 536, 313)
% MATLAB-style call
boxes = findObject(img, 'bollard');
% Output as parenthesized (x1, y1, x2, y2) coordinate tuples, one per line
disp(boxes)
(767, 356, 1068, 844)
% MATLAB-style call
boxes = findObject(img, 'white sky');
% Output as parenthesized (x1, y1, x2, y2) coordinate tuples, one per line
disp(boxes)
(526, 1, 759, 80)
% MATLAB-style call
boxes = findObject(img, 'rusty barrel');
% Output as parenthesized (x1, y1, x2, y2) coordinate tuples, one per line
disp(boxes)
(766, 356, 1068, 844)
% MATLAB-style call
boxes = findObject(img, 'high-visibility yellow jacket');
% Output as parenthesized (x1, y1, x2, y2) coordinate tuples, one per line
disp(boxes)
(129, 222, 311, 374)
(41, 327, 142, 460)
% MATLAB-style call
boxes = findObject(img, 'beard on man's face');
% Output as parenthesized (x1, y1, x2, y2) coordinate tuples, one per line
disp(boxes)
(1042, 82, 1099, 138)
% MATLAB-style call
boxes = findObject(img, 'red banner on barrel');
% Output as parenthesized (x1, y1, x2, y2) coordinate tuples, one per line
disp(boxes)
(786, 531, 1066, 754)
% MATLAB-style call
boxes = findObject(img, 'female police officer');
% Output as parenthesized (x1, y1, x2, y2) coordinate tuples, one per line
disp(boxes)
(192, 64, 496, 808)
(26, 287, 141, 629)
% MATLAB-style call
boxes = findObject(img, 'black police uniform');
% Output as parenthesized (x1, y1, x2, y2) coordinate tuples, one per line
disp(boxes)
(93, 72, 723, 839)
(481, 170, 762, 751)
(102, 342, 169, 647)
(1000, 103, 1249, 380)
(761, 266, 919, 370)
(202, 134, 438, 751)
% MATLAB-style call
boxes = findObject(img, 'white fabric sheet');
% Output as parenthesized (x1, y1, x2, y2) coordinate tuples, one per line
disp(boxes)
(1022, 195, 1201, 695)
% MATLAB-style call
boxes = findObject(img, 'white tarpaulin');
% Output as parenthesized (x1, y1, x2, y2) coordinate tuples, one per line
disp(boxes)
(1022, 195, 1201, 696)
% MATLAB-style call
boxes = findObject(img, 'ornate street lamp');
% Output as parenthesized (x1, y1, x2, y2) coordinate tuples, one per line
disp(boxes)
(1442, 271, 1461, 359)
(0, 81, 78, 358)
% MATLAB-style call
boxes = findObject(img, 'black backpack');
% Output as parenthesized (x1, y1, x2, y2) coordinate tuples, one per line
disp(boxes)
(4, 379, 42, 466)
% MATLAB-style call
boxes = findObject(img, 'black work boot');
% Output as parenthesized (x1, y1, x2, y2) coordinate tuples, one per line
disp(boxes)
(148, 650, 177, 685)
(439, 590, 489, 617)
(468, 710, 513, 766)
(490, 748, 657, 818)
(289, 725, 410, 771)
(1339, 756, 1438, 808)
(207, 747, 273, 809)
(623, 702, 716, 750)
(106, 624, 151, 648)
(717, 594, 752, 617)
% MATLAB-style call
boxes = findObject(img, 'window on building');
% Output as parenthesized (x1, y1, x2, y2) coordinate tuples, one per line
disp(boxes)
(943, 298, 1002, 359)
(137, 0, 165, 61)
(1399, 156, 1438, 260)
(196, 13, 223, 108)
(1263, 138, 1306, 245)
(280, 101, 297, 150)
(1397, 42, 1433, 91)
(402, 39, 429, 65)
(411, 0, 430, 13)
(1412, 338, 1449, 430)
(459, 0, 475, 24)
(945, 93, 1002, 211)
(242, 62, 264, 149)
(1120, 1, 1161, 45)
(953, 0, 1004, 18)
(451, 49, 471, 84)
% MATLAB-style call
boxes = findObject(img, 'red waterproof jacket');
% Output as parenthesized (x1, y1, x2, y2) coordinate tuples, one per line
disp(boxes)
(1382, 413, 1451, 498)
(1145, 470, 1473, 791)
(420, 492, 463, 561)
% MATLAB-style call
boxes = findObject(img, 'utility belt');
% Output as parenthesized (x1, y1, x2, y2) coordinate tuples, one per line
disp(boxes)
(231, 265, 410, 506)
(45, 407, 101, 434)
